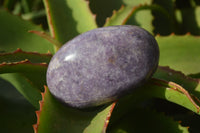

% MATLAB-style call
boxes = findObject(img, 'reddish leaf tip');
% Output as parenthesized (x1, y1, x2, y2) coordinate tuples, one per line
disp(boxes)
(102, 102, 116, 132)
(155, 33, 161, 37)
(15, 48, 23, 53)
(186, 32, 191, 35)
(33, 124, 38, 133)
(1, 62, 6, 65)
(178, 120, 182, 124)
(0, 48, 52, 56)
(170, 32, 175, 35)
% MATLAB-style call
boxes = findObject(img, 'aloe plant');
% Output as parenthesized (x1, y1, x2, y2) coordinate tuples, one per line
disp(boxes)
(0, 0, 200, 133)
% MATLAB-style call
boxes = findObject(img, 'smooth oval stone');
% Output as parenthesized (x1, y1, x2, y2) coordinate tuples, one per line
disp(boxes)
(47, 25, 159, 109)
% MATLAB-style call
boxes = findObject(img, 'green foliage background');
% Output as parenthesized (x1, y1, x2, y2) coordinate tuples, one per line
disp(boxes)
(0, 0, 200, 133)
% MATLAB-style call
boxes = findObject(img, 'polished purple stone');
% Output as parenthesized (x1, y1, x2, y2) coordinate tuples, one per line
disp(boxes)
(47, 25, 159, 108)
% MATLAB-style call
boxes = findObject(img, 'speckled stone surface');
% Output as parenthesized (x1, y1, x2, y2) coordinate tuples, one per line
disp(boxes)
(47, 25, 159, 108)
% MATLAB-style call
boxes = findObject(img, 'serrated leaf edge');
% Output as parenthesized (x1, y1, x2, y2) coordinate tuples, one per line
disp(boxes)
(32, 67, 200, 132)
(104, 3, 165, 26)
(0, 59, 48, 67)
(150, 109, 190, 132)
(152, 78, 200, 113)
(102, 102, 116, 133)
(121, 4, 145, 25)
(158, 66, 200, 83)
(104, 5, 125, 26)
(84, 0, 97, 24)
(155, 111, 190, 132)
(155, 32, 200, 37)
(0, 48, 52, 56)
(32, 86, 117, 133)
(43, 0, 55, 39)
(33, 85, 46, 133)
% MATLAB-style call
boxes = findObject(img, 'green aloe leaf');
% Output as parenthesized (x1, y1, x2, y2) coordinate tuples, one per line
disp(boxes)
(0, 60, 47, 74)
(189, 73, 200, 79)
(3, 0, 16, 10)
(122, 0, 152, 6)
(154, 66, 200, 93)
(0, 15, 53, 108)
(0, 73, 41, 109)
(103, 5, 133, 27)
(35, 67, 200, 132)
(34, 86, 116, 133)
(152, 0, 175, 35)
(29, 30, 62, 51)
(156, 35, 200, 75)
(0, 77, 36, 133)
(0, 49, 52, 64)
(148, 79, 200, 114)
(108, 108, 189, 133)
(0, 60, 48, 94)
(89, 0, 152, 26)
(104, 4, 154, 29)
(104, 4, 169, 34)
(0, 49, 52, 107)
(152, 0, 174, 15)
(108, 67, 200, 126)
(175, 7, 200, 35)
(126, 6, 153, 33)
(0, 9, 55, 54)
(121, 0, 155, 33)
(109, 80, 200, 132)
(153, 67, 200, 114)
(43, 0, 97, 44)
(89, 0, 123, 26)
